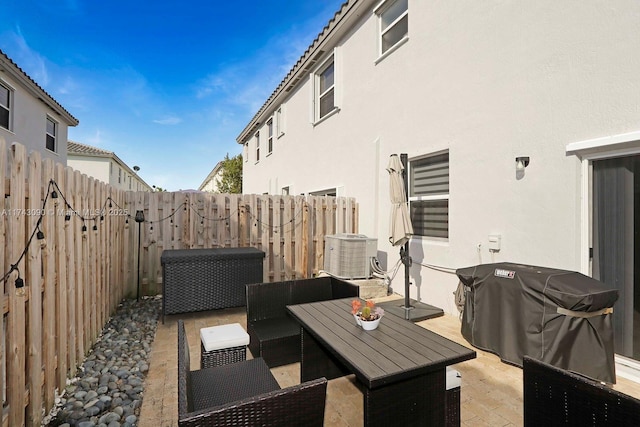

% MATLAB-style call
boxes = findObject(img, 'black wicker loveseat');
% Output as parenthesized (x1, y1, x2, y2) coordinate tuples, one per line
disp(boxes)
(246, 276, 359, 368)
(177, 320, 328, 427)
(523, 356, 640, 426)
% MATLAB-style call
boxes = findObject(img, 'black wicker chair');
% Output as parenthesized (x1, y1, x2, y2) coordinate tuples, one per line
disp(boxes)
(177, 320, 327, 427)
(246, 276, 359, 367)
(523, 356, 640, 426)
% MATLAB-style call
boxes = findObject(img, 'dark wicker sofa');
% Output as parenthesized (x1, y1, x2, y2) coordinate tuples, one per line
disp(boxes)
(246, 276, 359, 367)
(523, 356, 640, 426)
(177, 320, 327, 427)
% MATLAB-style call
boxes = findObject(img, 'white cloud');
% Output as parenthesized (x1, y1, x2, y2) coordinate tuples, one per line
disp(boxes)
(153, 116, 182, 125)
(8, 27, 50, 86)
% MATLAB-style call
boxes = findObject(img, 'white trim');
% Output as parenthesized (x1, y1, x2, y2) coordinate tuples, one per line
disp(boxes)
(0, 78, 15, 132)
(566, 130, 640, 156)
(568, 131, 640, 275)
(579, 159, 590, 274)
(45, 115, 58, 153)
(375, 37, 409, 65)
(616, 355, 640, 384)
(374, 0, 409, 57)
(312, 107, 340, 127)
(570, 132, 640, 382)
(312, 52, 337, 123)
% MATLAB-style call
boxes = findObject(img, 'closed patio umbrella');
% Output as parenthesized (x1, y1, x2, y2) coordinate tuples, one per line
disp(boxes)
(379, 154, 443, 321)
(387, 154, 413, 246)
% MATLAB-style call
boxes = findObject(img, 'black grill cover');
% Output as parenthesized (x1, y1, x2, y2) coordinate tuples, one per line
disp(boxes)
(456, 262, 618, 383)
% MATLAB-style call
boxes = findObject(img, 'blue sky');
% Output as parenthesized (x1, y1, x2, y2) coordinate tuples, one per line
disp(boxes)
(0, 0, 344, 190)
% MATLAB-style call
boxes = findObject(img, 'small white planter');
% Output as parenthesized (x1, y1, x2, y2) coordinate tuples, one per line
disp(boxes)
(360, 317, 381, 330)
(354, 313, 382, 330)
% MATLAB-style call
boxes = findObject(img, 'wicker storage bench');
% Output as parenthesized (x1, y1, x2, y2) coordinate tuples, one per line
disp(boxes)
(162, 247, 264, 321)
(246, 276, 359, 367)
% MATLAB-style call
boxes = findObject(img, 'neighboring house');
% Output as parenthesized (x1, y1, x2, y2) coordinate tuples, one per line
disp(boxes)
(0, 49, 78, 162)
(237, 0, 640, 365)
(198, 161, 223, 192)
(67, 141, 152, 192)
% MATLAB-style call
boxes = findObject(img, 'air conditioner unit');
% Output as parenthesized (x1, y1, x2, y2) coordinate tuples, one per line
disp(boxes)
(324, 234, 378, 279)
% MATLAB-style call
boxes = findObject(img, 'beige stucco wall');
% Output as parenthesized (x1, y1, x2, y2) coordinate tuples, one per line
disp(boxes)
(68, 157, 110, 183)
(0, 75, 69, 164)
(242, 1, 640, 314)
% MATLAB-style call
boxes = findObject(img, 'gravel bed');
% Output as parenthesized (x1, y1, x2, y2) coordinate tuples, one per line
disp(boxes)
(44, 296, 161, 427)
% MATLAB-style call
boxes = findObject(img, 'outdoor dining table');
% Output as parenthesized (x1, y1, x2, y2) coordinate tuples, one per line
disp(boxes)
(287, 298, 476, 427)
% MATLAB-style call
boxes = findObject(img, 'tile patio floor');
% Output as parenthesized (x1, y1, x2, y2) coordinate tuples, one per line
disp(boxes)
(138, 296, 640, 427)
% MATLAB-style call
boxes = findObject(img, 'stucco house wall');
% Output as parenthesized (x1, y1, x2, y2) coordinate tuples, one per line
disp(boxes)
(198, 161, 224, 193)
(67, 142, 152, 192)
(1, 49, 78, 163)
(238, 0, 640, 315)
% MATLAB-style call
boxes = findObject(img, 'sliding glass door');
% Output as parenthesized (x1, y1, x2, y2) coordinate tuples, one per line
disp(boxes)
(593, 155, 640, 359)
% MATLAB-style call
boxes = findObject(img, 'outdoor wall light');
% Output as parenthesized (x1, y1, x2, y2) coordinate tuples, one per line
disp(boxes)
(515, 156, 530, 171)
(135, 210, 145, 301)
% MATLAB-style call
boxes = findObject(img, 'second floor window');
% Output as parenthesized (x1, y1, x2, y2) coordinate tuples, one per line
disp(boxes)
(45, 117, 57, 152)
(377, 0, 408, 56)
(267, 118, 273, 154)
(275, 106, 285, 137)
(0, 82, 11, 130)
(255, 132, 260, 162)
(312, 54, 338, 122)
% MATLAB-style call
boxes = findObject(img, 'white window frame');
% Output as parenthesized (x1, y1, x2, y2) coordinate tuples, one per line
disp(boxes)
(409, 151, 449, 240)
(0, 80, 13, 131)
(310, 49, 340, 124)
(45, 116, 58, 152)
(255, 131, 260, 163)
(275, 105, 285, 138)
(374, 0, 409, 61)
(267, 118, 273, 155)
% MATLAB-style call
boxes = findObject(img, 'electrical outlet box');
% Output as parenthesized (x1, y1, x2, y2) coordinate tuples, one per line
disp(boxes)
(488, 235, 501, 252)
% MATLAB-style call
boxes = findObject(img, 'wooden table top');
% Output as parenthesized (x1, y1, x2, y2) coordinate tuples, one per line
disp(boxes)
(287, 298, 476, 389)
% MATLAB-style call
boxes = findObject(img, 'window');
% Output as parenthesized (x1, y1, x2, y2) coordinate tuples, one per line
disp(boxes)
(0, 82, 11, 130)
(255, 132, 260, 162)
(409, 152, 449, 238)
(318, 58, 335, 119)
(267, 118, 273, 154)
(282, 186, 290, 195)
(118, 168, 122, 183)
(310, 188, 337, 196)
(376, 0, 408, 56)
(244, 142, 249, 162)
(275, 106, 285, 137)
(45, 117, 57, 152)
(312, 54, 338, 122)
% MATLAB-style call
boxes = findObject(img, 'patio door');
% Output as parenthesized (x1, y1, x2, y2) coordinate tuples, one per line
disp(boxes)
(592, 155, 640, 360)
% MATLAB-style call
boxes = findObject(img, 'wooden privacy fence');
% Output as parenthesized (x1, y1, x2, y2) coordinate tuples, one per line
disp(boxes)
(0, 140, 358, 427)
(127, 190, 359, 295)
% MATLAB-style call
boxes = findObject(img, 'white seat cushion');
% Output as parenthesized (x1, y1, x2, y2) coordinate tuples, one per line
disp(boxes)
(200, 323, 250, 352)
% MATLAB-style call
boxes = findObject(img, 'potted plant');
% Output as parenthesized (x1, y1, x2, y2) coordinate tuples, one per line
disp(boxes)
(351, 299, 384, 330)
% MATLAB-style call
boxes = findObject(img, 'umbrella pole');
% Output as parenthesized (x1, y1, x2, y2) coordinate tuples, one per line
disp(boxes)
(401, 153, 412, 320)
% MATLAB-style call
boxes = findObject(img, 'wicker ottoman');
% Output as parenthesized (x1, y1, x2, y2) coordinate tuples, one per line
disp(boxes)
(445, 367, 461, 427)
(200, 323, 250, 369)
